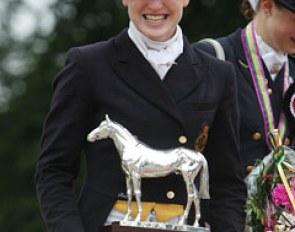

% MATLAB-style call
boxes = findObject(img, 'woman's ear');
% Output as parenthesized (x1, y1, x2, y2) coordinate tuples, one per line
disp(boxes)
(260, 0, 273, 15)
(183, 0, 190, 8)
(122, 0, 128, 7)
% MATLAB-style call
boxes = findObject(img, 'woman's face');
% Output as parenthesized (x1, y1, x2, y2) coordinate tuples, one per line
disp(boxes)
(263, 3, 295, 53)
(122, 0, 189, 42)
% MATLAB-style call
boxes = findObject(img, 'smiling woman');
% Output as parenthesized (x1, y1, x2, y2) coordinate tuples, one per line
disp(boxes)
(122, 0, 189, 41)
(35, 0, 247, 231)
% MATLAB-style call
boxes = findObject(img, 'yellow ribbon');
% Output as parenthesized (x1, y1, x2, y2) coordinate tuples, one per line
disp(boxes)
(271, 133, 295, 212)
(113, 200, 184, 222)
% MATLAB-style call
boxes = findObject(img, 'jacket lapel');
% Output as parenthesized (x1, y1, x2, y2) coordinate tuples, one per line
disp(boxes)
(112, 30, 193, 125)
(163, 37, 204, 102)
(112, 30, 204, 126)
(229, 29, 254, 89)
(228, 29, 265, 127)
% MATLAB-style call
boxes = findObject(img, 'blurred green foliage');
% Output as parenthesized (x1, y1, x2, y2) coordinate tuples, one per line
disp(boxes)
(0, 0, 247, 231)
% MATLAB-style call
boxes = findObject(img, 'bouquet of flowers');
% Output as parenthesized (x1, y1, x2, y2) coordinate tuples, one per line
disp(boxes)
(245, 133, 295, 232)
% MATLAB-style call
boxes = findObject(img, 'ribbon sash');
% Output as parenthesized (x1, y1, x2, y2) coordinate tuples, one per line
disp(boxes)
(241, 21, 290, 149)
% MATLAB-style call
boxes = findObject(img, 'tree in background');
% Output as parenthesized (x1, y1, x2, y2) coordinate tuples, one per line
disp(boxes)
(0, 0, 246, 231)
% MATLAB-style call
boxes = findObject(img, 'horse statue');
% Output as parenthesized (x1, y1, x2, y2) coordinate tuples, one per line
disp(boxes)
(87, 115, 210, 227)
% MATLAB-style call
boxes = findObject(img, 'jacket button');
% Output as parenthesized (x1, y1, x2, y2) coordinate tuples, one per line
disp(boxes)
(268, 88, 272, 95)
(284, 138, 291, 146)
(252, 132, 262, 141)
(167, 191, 175, 199)
(246, 165, 253, 173)
(178, 136, 187, 144)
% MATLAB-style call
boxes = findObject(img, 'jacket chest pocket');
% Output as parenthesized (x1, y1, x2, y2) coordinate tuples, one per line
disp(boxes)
(180, 101, 217, 142)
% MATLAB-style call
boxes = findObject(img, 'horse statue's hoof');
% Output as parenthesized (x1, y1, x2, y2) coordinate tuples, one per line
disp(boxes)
(193, 222, 199, 227)
(123, 214, 132, 222)
(134, 214, 141, 222)
(178, 217, 186, 226)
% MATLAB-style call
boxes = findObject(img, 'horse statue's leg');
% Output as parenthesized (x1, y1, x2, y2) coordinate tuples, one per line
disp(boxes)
(193, 184, 200, 227)
(123, 175, 133, 221)
(178, 172, 194, 225)
(132, 172, 142, 222)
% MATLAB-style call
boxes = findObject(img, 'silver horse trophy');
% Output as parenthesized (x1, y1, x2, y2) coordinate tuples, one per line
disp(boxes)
(87, 115, 210, 231)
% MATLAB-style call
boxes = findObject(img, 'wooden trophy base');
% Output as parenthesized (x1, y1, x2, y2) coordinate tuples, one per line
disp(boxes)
(99, 223, 171, 232)
(98, 222, 209, 232)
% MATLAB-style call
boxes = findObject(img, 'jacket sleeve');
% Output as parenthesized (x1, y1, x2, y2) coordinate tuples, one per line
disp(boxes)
(35, 48, 93, 232)
(204, 63, 247, 231)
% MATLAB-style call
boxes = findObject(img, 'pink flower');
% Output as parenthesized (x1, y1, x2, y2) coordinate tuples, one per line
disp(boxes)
(290, 176, 295, 188)
(264, 216, 276, 231)
(264, 198, 276, 231)
(271, 183, 295, 210)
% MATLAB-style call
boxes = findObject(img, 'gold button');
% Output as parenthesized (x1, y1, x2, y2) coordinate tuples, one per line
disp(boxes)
(178, 136, 187, 144)
(284, 138, 291, 146)
(268, 88, 272, 95)
(252, 132, 262, 141)
(270, 64, 280, 74)
(167, 191, 175, 199)
(246, 165, 253, 173)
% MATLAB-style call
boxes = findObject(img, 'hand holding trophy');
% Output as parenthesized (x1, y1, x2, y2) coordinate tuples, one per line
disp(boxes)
(87, 115, 210, 232)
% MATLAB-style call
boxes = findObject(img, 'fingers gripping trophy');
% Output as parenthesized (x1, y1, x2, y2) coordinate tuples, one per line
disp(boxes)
(87, 115, 210, 232)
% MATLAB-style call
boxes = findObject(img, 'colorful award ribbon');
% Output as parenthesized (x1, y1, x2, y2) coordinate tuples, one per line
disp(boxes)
(241, 21, 291, 149)
(272, 144, 295, 213)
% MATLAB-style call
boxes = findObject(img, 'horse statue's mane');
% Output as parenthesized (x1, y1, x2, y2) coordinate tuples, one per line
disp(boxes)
(107, 119, 139, 146)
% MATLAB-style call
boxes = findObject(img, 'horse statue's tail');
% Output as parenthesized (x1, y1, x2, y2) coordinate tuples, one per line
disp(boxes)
(198, 155, 210, 199)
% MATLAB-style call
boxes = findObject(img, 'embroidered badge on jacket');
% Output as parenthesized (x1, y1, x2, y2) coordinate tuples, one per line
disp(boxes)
(194, 124, 209, 152)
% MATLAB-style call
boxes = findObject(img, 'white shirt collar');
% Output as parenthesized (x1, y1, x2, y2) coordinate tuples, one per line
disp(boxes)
(254, 31, 288, 80)
(128, 21, 183, 80)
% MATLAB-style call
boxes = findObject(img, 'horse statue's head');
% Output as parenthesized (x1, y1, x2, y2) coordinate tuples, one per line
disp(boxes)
(87, 115, 113, 142)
